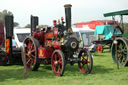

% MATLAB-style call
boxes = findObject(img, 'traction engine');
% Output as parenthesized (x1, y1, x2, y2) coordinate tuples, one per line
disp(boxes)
(22, 4, 93, 76)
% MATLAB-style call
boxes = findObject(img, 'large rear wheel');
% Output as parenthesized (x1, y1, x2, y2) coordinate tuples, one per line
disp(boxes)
(22, 36, 40, 71)
(111, 38, 128, 66)
(78, 49, 93, 74)
(51, 50, 65, 76)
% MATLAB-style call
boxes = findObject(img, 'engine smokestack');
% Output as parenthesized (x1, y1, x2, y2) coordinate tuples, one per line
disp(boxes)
(30, 15, 39, 35)
(5, 15, 14, 38)
(64, 4, 72, 33)
(5, 15, 14, 58)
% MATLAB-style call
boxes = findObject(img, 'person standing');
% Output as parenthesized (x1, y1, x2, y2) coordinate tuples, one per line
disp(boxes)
(12, 36, 17, 48)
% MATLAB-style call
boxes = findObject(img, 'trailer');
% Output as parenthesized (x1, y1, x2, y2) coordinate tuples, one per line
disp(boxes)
(0, 22, 7, 65)
(0, 16, 30, 65)
(104, 9, 128, 67)
(94, 25, 121, 52)
(72, 27, 95, 48)
(14, 27, 30, 48)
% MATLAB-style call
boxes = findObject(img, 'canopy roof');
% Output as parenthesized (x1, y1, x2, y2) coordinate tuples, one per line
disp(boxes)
(104, 9, 128, 17)
(94, 25, 121, 39)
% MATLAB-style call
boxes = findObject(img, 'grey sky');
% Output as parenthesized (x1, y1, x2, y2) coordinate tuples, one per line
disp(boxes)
(0, 0, 128, 27)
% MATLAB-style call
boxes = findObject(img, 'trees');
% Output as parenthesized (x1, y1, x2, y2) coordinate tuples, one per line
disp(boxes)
(24, 24, 31, 28)
(0, 10, 12, 24)
(24, 24, 48, 29)
(37, 25, 48, 28)
(124, 23, 128, 33)
(0, 9, 19, 27)
(14, 22, 19, 27)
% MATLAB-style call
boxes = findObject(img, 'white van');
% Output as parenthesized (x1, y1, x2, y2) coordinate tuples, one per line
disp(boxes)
(72, 25, 95, 47)
(14, 27, 30, 48)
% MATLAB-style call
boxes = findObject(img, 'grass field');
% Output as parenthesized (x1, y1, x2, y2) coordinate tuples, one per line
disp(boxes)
(0, 51, 128, 85)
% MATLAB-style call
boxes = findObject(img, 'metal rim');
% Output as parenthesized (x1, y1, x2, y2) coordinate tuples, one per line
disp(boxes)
(51, 50, 65, 76)
(22, 36, 40, 71)
(111, 38, 128, 66)
(78, 49, 93, 74)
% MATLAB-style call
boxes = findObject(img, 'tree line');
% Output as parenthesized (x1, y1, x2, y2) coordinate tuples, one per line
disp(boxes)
(123, 23, 128, 33)
(0, 9, 127, 30)
(0, 9, 48, 28)
(0, 9, 19, 27)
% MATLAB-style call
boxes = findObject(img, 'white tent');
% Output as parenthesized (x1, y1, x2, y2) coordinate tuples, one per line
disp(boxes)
(72, 25, 94, 32)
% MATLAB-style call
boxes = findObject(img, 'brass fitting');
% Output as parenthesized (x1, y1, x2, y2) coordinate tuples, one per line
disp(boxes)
(71, 42, 77, 49)
(64, 4, 72, 8)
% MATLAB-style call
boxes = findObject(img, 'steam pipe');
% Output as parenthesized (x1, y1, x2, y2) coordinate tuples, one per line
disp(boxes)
(5, 15, 14, 38)
(30, 15, 39, 35)
(64, 4, 72, 32)
(5, 15, 13, 59)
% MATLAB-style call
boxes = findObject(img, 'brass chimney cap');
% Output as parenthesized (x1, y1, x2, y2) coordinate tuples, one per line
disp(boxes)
(64, 4, 72, 8)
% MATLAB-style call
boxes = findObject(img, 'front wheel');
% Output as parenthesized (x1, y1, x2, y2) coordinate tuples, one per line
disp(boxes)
(22, 36, 40, 71)
(51, 50, 65, 76)
(78, 49, 93, 74)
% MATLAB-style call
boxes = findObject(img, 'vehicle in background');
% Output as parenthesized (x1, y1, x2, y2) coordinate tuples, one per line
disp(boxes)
(72, 26, 95, 48)
(0, 22, 5, 48)
(75, 20, 116, 30)
(104, 9, 128, 67)
(94, 25, 121, 40)
(14, 27, 30, 48)
(0, 24, 30, 49)
(0, 16, 30, 65)
(94, 25, 121, 53)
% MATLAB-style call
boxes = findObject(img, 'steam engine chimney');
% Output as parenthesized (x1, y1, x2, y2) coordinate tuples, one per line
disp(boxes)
(5, 15, 14, 58)
(30, 15, 39, 35)
(5, 15, 14, 38)
(64, 4, 72, 32)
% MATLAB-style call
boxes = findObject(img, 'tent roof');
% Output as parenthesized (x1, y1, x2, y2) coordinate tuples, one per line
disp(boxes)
(104, 9, 128, 17)
(72, 25, 94, 32)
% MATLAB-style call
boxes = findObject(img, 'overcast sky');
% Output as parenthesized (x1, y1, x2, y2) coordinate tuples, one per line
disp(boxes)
(0, 0, 128, 27)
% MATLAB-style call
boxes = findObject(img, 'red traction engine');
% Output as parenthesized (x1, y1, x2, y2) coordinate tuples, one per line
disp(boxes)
(22, 4, 93, 76)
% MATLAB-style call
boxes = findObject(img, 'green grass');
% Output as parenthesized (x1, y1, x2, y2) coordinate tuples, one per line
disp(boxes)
(0, 51, 128, 85)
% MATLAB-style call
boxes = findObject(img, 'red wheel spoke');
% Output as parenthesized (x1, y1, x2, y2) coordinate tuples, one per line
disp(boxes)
(26, 54, 29, 56)
(57, 65, 61, 72)
(25, 46, 29, 52)
(55, 54, 57, 61)
(31, 44, 34, 49)
(26, 58, 32, 64)
(31, 55, 36, 59)
(31, 49, 35, 53)
(28, 43, 31, 48)
(58, 58, 62, 64)
(28, 39, 31, 43)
